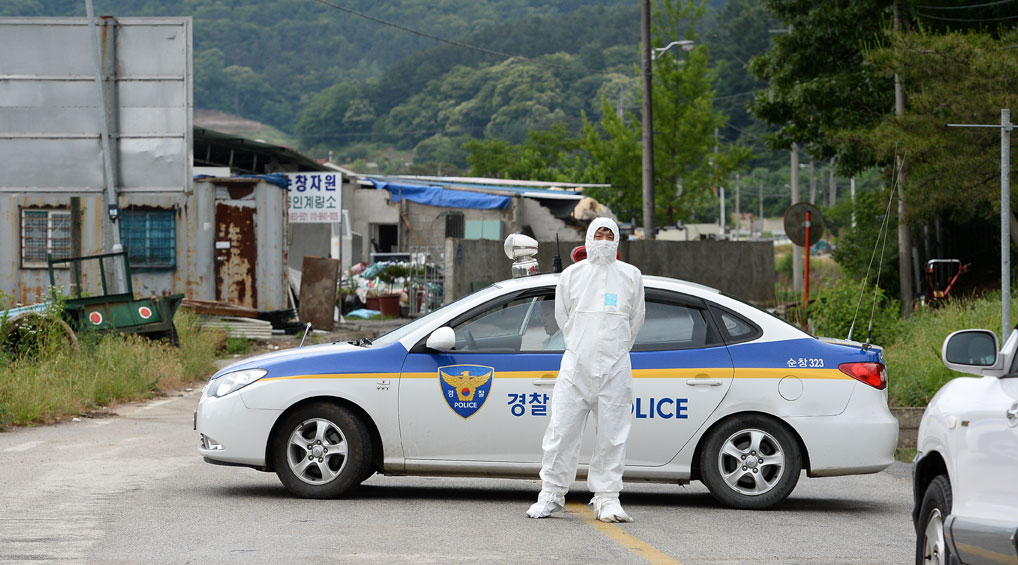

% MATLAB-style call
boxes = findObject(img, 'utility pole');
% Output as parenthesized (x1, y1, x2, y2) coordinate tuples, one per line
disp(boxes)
(737, 175, 745, 241)
(850, 177, 856, 229)
(791, 144, 802, 292)
(894, 0, 914, 316)
(809, 161, 816, 204)
(829, 158, 837, 207)
(759, 184, 764, 236)
(640, 0, 655, 239)
(947, 109, 1013, 338)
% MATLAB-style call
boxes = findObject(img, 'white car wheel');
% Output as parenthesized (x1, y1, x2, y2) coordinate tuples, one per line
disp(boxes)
(700, 415, 802, 509)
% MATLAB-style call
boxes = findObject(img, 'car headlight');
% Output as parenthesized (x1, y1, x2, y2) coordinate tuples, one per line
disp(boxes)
(208, 369, 267, 398)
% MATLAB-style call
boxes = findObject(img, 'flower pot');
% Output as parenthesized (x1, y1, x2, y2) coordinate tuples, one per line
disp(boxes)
(365, 296, 380, 311)
(376, 293, 401, 318)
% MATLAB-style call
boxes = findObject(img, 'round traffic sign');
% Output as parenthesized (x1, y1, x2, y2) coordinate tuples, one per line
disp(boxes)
(783, 202, 826, 247)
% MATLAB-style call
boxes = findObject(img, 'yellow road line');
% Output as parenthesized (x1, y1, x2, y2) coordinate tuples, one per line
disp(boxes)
(564, 501, 682, 565)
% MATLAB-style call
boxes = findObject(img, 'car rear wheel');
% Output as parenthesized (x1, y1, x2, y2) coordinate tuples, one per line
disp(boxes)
(699, 415, 801, 509)
(271, 402, 371, 499)
(916, 475, 952, 565)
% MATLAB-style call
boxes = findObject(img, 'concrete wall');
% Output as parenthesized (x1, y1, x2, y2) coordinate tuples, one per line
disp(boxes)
(348, 184, 399, 260)
(444, 238, 775, 304)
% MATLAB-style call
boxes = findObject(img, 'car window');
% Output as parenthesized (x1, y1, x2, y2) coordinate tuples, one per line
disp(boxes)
(709, 305, 762, 344)
(372, 283, 505, 347)
(453, 295, 540, 353)
(519, 296, 564, 352)
(634, 299, 718, 351)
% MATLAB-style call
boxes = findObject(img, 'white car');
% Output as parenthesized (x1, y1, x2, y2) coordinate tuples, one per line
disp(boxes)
(913, 329, 1018, 564)
(196, 273, 897, 509)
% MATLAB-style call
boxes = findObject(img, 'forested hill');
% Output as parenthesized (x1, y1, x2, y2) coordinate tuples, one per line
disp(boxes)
(4, 0, 633, 129)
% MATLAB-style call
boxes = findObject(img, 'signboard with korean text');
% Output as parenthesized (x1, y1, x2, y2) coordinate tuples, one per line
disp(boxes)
(286, 172, 342, 223)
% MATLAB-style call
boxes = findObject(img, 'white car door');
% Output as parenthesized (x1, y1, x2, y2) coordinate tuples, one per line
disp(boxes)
(950, 375, 1018, 564)
(398, 289, 558, 463)
(624, 290, 734, 466)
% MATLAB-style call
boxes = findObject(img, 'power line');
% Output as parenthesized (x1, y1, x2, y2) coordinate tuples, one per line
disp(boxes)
(307, 0, 519, 61)
(916, 0, 1016, 9)
(916, 11, 1018, 22)
(307, 0, 580, 72)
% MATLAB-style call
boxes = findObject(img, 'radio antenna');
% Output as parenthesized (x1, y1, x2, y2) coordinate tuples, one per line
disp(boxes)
(552, 233, 563, 273)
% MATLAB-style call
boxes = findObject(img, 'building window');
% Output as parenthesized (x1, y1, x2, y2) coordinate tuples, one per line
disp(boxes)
(120, 208, 176, 270)
(21, 208, 71, 268)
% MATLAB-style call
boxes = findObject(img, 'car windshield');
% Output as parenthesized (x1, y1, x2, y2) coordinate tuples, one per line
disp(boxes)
(370, 283, 505, 347)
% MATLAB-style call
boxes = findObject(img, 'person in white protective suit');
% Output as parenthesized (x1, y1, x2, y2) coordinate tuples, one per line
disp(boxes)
(526, 217, 645, 522)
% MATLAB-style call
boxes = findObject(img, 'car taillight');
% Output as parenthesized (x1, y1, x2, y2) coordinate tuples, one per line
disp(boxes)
(838, 362, 887, 390)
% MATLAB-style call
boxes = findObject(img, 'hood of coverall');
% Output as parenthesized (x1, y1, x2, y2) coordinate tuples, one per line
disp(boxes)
(585, 217, 620, 266)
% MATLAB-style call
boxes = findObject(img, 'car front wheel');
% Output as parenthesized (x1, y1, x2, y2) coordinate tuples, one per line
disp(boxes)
(699, 415, 802, 509)
(271, 402, 371, 499)
(916, 475, 952, 565)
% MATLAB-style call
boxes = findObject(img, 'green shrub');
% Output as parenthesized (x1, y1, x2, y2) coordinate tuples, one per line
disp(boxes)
(809, 278, 902, 347)
(225, 336, 252, 355)
(885, 292, 1015, 407)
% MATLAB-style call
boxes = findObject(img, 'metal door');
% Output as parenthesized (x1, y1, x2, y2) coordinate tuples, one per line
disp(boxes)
(214, 201, 257, 309)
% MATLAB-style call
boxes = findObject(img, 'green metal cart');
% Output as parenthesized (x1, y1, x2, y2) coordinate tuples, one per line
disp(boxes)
(48, 251, 184, 345)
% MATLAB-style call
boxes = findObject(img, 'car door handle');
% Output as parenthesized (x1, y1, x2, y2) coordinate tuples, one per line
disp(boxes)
(686, 378, 722, 386)
(1007, 403, 1018, 427)
(533, 378, 557, 386)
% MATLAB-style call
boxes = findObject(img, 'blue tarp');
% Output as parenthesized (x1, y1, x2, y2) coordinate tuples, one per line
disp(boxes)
(193, 173, 289, 189)
(370, 179, 511, 210)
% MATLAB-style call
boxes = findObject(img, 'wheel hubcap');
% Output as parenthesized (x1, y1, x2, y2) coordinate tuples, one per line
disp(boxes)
(286, 418, 349, 485)
(718, 428, 785, 496)
(922, 509, 946, 565)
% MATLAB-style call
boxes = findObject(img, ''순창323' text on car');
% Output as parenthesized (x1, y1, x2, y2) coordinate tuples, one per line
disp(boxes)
(195, 239, 898, 510)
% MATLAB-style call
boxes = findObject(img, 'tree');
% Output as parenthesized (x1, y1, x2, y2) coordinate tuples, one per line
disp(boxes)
(841, 28, 1018, 240)
(748, 0, 893, 174)
(584, 0, 747, 226)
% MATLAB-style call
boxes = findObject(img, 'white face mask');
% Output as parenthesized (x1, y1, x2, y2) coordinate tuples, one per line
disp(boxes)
(587, 239, 618, 265)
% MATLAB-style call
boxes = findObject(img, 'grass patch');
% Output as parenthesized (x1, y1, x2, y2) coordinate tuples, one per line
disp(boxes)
(225, 336, 252, 355)
(0, 309, 220, 429)
(895, 447, 917, 463)
(884, 291, 1016, 407)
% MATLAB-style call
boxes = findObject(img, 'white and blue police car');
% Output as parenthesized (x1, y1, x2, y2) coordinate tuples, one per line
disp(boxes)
(195, 239, 898, 510)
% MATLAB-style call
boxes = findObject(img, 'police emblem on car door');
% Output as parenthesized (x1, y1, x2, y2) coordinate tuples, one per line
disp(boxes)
(438, 364, 493, 418)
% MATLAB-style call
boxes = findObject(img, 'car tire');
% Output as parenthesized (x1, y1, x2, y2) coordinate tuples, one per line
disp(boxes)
(699, 415, 802, 509)
(271, 402, 372, 499)
(916, 475, 952, 565)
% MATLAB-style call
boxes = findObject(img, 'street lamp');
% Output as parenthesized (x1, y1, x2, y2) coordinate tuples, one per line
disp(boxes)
(651, 40, 695, 61)
(641, 17, 695, 239)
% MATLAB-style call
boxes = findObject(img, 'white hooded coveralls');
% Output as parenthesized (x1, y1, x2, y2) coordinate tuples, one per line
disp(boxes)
(538, 217, 646, 496)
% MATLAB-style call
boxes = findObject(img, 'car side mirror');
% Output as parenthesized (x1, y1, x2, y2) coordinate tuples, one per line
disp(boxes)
(426, 327, 456, 352)
(942, 329, 1003, 375)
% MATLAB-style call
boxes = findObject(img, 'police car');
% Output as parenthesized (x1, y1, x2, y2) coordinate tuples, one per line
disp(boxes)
(196, 244, 898, 510)
(913, 329, 1018, 564)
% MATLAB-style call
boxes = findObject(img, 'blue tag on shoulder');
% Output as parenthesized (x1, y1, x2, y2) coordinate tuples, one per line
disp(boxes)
(605, 293, 618, 306)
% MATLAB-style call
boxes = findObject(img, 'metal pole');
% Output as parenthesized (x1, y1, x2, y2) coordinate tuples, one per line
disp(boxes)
(720, 187, 726, 238)
(791, 144, 802, 292)
(640, 0, 655, 240)
(851, 177, 856, 229)
(804, 211, 811, 331)
(1003, 109, 1012, 338)
(735, 174, 740, 241)
(85, 1, 126, 294)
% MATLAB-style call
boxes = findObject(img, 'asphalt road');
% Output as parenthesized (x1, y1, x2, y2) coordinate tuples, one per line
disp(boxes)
(0, 388, 916, 564)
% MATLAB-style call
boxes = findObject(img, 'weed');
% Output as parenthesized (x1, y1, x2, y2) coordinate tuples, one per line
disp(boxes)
(0, 308, 220, 429)
(884, 291, 1018, 406)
